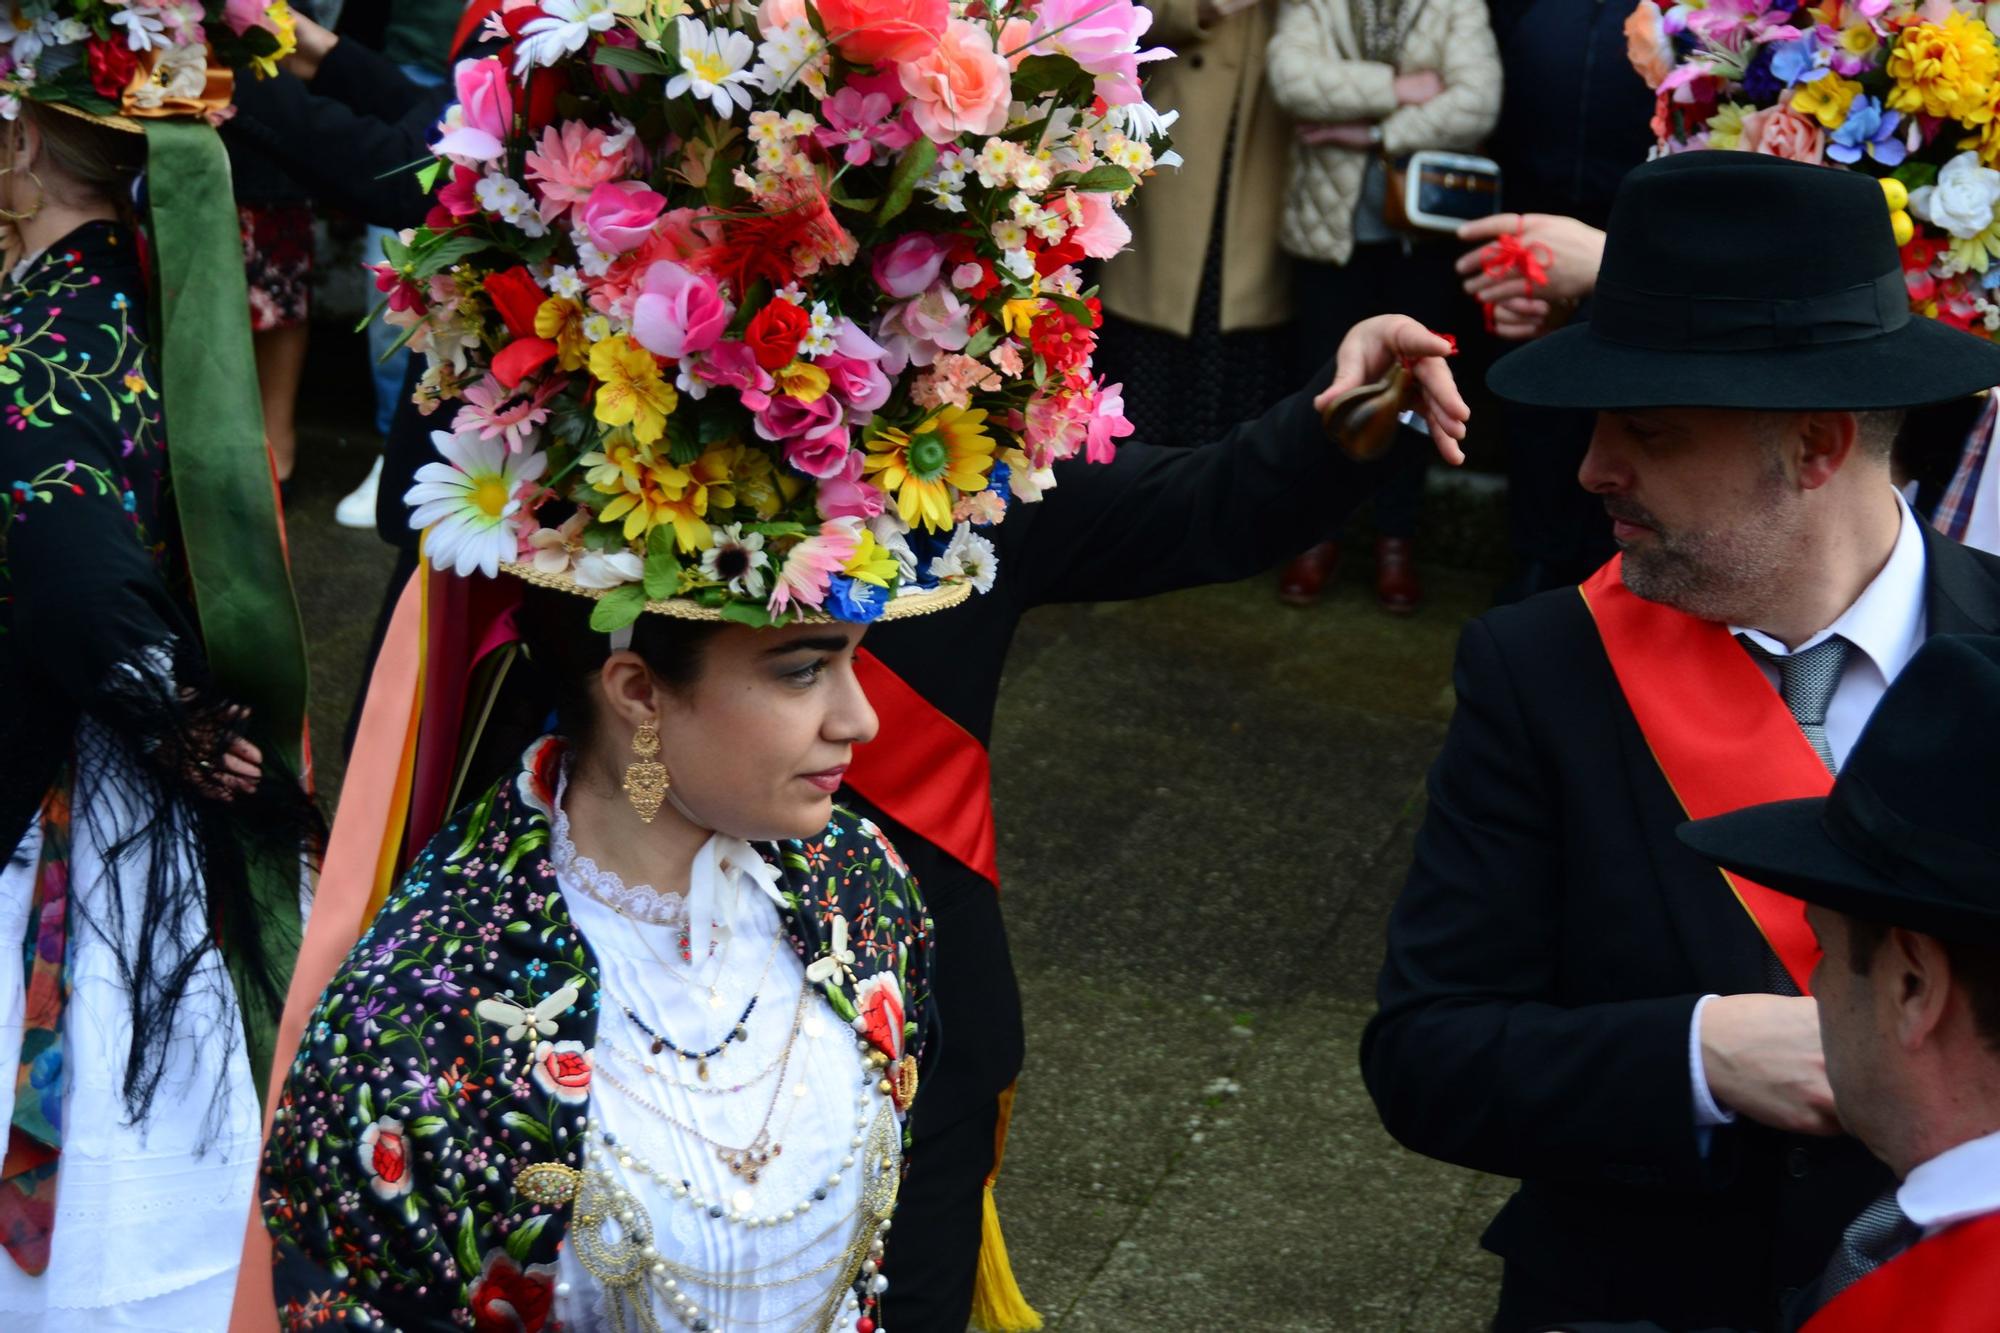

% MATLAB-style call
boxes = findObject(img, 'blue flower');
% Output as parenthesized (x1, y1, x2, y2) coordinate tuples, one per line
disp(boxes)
(1769, 32, 1829, 88)
(905, 528, 950, 589)
(826, 573, 886, 623)
(1826, 98, 1905, 167)
(525, 959, 548, 979)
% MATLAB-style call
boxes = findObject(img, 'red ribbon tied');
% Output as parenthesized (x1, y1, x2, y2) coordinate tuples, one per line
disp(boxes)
(1479, 229, 1553, 333)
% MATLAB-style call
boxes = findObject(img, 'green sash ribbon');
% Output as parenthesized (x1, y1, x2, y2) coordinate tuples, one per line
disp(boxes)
(143, 119, 311, 1101)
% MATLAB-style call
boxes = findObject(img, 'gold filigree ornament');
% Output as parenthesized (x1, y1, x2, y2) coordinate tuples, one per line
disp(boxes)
(623, 720, 669, 824)
(514, 1162, 583, 1208)
(891, 1054, 919, 1111)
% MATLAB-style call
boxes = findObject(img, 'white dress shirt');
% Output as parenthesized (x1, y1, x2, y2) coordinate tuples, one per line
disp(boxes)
(1691, 491, 1930, 1131)
(550, 781, 892, 1332)
(1901, 1127, 2000, 1236)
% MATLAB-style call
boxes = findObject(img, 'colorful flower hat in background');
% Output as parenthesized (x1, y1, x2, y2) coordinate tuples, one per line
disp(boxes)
(387, 0, 1177, 630)
(1628, 0, 2000, 341)
(0, 0, 297, 129)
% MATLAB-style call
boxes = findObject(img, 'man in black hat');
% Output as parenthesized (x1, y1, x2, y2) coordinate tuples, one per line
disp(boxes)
(1673, 633, 2000, 1332)
(1362, 150, 2000, 1331)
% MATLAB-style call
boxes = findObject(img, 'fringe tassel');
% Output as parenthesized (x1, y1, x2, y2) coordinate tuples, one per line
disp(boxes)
(969, 1083, 1042, 1333)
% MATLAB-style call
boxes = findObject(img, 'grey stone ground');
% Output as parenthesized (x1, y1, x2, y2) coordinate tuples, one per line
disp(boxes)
(288, 343, 1510, 1331)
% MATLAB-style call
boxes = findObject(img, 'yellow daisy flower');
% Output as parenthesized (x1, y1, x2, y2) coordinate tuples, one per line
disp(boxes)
(589, 334, 677, 446)
(843, 528, 900, 588)
(863, 405, 997, 533)
(581, 442, 735, 550)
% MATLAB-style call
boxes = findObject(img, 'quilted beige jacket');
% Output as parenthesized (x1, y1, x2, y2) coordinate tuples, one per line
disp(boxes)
(1265, 0, 1502, 264)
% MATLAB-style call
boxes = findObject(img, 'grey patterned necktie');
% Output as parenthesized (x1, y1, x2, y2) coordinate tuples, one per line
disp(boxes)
(1735, 634, 1851, 994)
(1805, 1190, 1922, 1318)
(1738, 634, 1852, 774)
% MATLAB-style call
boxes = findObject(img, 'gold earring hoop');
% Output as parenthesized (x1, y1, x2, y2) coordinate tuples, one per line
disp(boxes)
(0, 165, 45, 225)
(622, 721, 670, 824)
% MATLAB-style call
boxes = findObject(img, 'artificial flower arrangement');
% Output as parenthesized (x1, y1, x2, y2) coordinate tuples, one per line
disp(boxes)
(387, 0, 1177, 630)
(1627, 0, 2000, 339)
(0, 0, 298, 123)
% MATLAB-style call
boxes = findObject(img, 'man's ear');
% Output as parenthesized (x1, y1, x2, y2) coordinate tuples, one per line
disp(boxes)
(1796, 411, 1860, 491)
(1886, 926, 1953, 1052)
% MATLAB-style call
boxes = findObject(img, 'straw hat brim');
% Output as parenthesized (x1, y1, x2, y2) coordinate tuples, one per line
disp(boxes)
(40, 99, 147, 135)
(502, 560, 973, 623)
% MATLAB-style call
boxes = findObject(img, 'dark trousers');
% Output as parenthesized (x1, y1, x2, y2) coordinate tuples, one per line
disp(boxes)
(879, 1095, 1001, 1331)
(1292, 240, 1470, 538)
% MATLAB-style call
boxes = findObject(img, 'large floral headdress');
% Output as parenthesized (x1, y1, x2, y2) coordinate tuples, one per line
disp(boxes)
(1631, 0, 2000, 341)
(389, 0, 1176, 630)
(0, 0, 296, 128)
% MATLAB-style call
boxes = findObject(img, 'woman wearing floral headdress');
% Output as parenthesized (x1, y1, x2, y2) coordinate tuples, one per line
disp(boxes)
(0, 4, 312, 1328)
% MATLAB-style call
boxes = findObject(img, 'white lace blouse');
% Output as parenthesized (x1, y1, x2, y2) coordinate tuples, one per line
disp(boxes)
(550, 783, 897, 1333)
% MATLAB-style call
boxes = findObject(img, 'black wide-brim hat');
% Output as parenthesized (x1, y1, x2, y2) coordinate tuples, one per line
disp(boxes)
(1678, 636, 2000, 945)
(1490, 152, 2000, 411)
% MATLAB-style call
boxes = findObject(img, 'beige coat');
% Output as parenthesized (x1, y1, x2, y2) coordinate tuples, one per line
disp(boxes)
(1264, 0, 1502, 265)
(1096, 0, 1294, 337)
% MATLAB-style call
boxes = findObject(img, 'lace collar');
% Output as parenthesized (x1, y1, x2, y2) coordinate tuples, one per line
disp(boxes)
(550, 769, 787, 950)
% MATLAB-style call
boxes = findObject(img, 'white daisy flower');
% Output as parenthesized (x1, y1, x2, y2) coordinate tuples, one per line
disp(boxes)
(404, 430, 549, 578)
(666, 17, 758, 119)
(699, 524, 770, 598)
(548, 265, 585, 300)
(513, 0, 618, 74)
(928, 524, 998, 594)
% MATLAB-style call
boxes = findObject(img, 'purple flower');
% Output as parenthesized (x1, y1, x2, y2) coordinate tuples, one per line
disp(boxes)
(354, 995, 389, 1036)
(416, 964, 463, 998)
(1741, 46, 1782, 101)
(403, 1069, 443, 1111)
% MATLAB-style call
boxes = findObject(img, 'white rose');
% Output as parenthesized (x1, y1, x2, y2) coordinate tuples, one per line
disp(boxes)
(1910, 151, 2000, 240)
(572, 549, 644, 589)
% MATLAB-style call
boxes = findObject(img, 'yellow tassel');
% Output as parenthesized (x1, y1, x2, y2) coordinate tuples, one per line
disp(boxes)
(969, 1184, 1042, 1333)
(969, 1084, 1042, 1333)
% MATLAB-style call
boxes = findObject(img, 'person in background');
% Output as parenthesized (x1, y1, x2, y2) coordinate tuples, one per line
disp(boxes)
(1093, 0, 1294, 451)
(334, 0, 461, 529)
(1263, 0, 1500, 614)
(221, 124, 315, 502)
(1478, 0, 1655, 602)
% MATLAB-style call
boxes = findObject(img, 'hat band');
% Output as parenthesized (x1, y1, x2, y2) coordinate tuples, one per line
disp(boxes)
(1592, 270, 1910, 352)
(1821, 772, 2000, 913)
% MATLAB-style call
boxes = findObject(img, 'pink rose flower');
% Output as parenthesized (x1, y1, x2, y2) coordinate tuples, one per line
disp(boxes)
(816, 0, 949, 67)
(531, 1040, 593, 1105)
(820, 352, 892, 414)
(872, 233, 948, 299)
(525, 120, 632, 223)
(815, 448, 886, 521)
(1741, 104, 1825, 164)
(433, 57, 514, 163)
(631, 261, 733, 360)
(899, 20, 1012, 144)
(1020, 0, 1168, 105)
(580, 179, 667, 255)
(756, 392, 849, 462)
(1068, 190, 1132, 259)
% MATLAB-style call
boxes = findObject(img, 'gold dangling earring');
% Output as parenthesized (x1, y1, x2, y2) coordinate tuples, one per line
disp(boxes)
(0, 165, 44, 225)
(622, 721, 669, 824)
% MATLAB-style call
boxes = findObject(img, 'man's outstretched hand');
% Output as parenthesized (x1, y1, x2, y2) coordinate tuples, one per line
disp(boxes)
(1315, 315, 1469, 465)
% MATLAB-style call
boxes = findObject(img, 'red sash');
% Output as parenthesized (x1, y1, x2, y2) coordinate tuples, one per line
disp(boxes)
(847, 649, 1000, 888)
(1578, 558, 1831, 993)
(1802, 1211, 2000, 1332)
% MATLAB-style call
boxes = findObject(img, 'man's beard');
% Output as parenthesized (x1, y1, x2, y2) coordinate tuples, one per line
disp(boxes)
(1612, 469, 1801, 623)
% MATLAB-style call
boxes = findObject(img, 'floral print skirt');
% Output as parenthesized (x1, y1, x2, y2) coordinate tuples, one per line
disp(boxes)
(239, 203, 314, 333)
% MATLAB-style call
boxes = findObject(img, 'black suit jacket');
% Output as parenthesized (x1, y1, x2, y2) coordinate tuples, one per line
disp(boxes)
(1361, 524, 2000, 1331)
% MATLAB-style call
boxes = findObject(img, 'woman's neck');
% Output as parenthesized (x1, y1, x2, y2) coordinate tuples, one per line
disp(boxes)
(563, 750, 712, 897)
(16, 198, 116, 266)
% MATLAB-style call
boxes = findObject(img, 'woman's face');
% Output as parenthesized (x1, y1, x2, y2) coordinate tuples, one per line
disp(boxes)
(628, 621, 879, 841)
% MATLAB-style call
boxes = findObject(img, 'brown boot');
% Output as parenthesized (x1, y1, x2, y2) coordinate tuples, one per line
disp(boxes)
(1374, 537, 1421, 615)
(1278, 541, 1341, 606)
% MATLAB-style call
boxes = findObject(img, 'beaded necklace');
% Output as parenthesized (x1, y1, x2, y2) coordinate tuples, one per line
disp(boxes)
(622, 931, 782, 1081)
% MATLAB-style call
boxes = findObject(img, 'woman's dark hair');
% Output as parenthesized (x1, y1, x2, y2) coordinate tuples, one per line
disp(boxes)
(27, 103, 147, 215)
(514, 583, 724, 751)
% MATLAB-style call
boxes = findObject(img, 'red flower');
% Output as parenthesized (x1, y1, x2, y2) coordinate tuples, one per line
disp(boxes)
(468, 1249, 557, 1333)
(1032, 238, 1086, 278)
(485, 266, 546, 339)
(87, 39, 138, 101)
(942, 236, 999, 301)
(1027, 301, 1098, 374)
(744, 299, 812, 370)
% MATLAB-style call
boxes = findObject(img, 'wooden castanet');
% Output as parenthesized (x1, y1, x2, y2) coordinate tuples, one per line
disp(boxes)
(1319, 362, 1417, 461)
